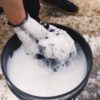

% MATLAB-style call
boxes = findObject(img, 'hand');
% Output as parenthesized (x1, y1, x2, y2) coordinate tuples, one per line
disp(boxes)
(13, 15, 77, 62)
(13, 15, 49, 56)
(16, 15, 49, 39)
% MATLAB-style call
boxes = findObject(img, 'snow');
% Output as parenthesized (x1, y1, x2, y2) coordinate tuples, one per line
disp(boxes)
(84, 35, 100, 56)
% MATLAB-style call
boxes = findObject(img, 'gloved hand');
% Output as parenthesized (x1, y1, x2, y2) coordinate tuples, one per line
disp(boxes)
(13, 14, 77, 62)
(13, 15, 49, 57)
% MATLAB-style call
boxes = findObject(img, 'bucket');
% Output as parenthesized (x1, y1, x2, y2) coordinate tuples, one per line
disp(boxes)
(1, 24, 93, 100)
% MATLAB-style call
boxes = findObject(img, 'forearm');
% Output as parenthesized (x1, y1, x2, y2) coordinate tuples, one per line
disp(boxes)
(1, 0, 26, 25)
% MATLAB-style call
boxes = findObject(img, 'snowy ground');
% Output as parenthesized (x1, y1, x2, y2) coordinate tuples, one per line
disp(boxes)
(0, 0, 100, 99)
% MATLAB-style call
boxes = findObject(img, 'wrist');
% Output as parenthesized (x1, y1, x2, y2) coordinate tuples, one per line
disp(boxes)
(8, 13, 28, 27)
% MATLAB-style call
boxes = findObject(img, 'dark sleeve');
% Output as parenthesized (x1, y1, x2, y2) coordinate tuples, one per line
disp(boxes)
(23, 0, 40, 22)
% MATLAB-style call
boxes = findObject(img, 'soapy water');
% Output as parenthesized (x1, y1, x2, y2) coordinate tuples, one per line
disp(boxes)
(7, 25, 87, 97)
(7, 44, 87, 97)
(36, 46, 77, 72)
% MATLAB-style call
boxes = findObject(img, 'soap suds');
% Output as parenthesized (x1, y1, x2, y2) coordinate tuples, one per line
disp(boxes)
(7, 25, 87, 97)
(7, 44, 87, 97)
(38, 25, 77, 62)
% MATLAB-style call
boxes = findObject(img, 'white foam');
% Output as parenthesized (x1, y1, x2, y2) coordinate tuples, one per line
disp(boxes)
(84, 34, 100, 56)
(7, 45, 87, 97)
(38, 25, 77, 61)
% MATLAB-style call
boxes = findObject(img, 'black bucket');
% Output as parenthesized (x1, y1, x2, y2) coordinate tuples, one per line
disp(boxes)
(1, 24, 93, 100)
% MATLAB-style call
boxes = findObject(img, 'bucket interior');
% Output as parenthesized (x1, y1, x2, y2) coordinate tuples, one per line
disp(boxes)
(1, 24, 93, 100)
